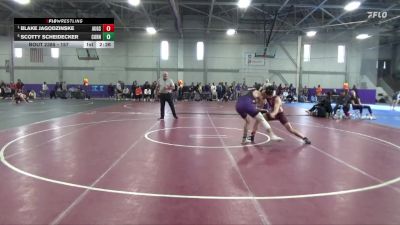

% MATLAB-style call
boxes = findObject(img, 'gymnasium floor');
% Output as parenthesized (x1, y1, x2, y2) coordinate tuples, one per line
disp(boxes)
(0, 100, 400, 225)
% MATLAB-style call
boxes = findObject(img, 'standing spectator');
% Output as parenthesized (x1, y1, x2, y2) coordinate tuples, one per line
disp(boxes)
(391, 91, 400, 110)
(211, 83, 217, 101)
(151, 81, 157, 101)
(50, 83, 58, 99)
(143, 81, 152, 102)
(122, 87, 130, 100)
(260, 79, 271, 91)
(116, 81, 122, 100)
(0, 80, 6, 99)
(235, 83, 241, 99)
(177, 80, 183, 101)
(61, 81, 67, 91)
(188, 82, 195, 101)
(241, 82, 248, 91)
(157, 72, 178, 120)
(131, 81, 137, 100)
(288, 83, 295, 96)
(271, 81, 277, 90)
(107, 83, 114, 99)
(300, 85, 308, 102)
(217, 82, 223, 101)
(222, 82, 228, 99)
(352, 85, 358, 97)
(135, 85, 143, 101)
(204, 83, 211, 101)
(41, 82, 48, 99)
(276, 84, 283, 96)
(316, 84, 323, 96)
(343, 82, 349, 92)
(16, 79, 24, 91)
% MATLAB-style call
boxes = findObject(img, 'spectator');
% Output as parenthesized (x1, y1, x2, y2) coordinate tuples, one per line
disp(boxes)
(299, 85, 308, 102)
(392, 91, 400, 110)
(276, 84, 283, 96)
(116, 81, 122, 100)
(235, 83, 241, 99)
(0, 80, 5, 99)
(16, 79, 24, 91)
(316, 84, 323, 96)
(333, 91, 351, 119)
(122, 87, 130, 100)
(211, 83, 217, 100)
(135, 85, 143, 101)
(260, 79, 271, 91)
(217, 82, 223, 101)
(107, 83, 114, 99)
(28, 89, 36, 100)
(41, 82, 48, 99)
(4, 84, 12, 99)
(352, 85, 358, 97)
(143, 81, 152, 102)
(350, 90, 374, 119)
(306, 92, 333, 117)
(151, 81, 157, 101)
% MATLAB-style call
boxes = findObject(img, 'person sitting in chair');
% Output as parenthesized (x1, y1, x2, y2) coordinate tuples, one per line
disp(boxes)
(332, 91, 351, 119)
(350, 90, 375, 119)
(306, 92, 333, 117)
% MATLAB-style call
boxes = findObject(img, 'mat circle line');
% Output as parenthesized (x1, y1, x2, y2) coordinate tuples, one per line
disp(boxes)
(0, 119, 400, 200)
(144, 127, 271, 148)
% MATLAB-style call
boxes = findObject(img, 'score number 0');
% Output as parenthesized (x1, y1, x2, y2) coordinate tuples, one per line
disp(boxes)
(102, 24, 115, 32)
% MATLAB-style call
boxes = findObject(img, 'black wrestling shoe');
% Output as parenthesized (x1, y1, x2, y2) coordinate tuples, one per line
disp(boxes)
(174, 115, 178, 119)
(241, 136, 251, 144)
(303, 137, 311, 144)
(248, 135, 255, 143)
(158, 117, 164, 120)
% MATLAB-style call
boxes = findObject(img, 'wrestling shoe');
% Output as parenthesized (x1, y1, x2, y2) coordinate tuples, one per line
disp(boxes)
(241, 137, 252, 145)
(303, 137, 311, 144)
(248, 135, 255, 143)
(270, 135, 284, 142)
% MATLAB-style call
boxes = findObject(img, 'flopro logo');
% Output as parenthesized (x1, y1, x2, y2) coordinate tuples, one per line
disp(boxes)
(367, 11, 388, 19)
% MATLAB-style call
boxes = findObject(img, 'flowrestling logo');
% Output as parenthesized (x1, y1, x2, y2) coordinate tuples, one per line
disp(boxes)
(367, 11, 388, 19)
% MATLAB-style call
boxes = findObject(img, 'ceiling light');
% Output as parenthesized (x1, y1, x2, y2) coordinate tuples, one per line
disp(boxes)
(238, 0, 251, 9)
(128, 0, 140, 7)
(146, 27, 157, 35)
(306, 31, 317, 37)
(356, 34, 370, 40)
(344, 1, 361, 11)
(14, 0, 30, 5)
(226, 29, 236, 36)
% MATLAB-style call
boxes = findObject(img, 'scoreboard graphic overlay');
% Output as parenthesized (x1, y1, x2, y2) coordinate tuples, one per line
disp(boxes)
(14, 18, 115, 48)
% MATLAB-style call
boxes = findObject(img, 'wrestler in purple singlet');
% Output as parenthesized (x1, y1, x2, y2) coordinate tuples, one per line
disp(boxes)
(235, 89, 283, 144)
(235, 90, 259, 118)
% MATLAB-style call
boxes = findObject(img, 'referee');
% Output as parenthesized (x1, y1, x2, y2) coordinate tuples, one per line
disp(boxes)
(157, 71, 178, 120)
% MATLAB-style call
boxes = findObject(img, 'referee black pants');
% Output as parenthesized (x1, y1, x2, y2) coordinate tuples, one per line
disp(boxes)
(160, 93, 177, 118)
